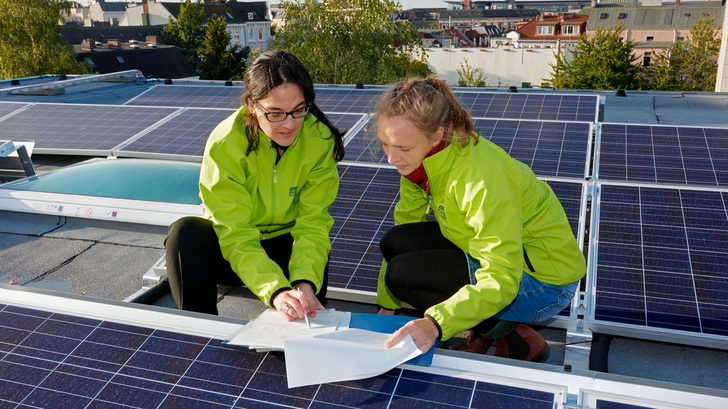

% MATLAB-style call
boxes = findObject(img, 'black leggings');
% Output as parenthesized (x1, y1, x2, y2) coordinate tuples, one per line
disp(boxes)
(381, 221, 498, 335)
(164, 216, 328, 315)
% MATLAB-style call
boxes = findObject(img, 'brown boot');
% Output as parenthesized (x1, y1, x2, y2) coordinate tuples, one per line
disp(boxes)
(448, 330, 491, 354)
(494, 324, 550, 363)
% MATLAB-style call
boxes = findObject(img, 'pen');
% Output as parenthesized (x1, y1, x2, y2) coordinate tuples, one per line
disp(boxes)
(297, 286, 311, 328)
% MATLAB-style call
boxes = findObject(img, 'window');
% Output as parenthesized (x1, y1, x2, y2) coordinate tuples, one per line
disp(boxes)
(646, 36, 654, 41)
(618, 13, 627, 19)
(562, 25, 579, 35)
(599, 13, 609, 19)
(537, 25, 554, 35)
(643, 52, 651, 67)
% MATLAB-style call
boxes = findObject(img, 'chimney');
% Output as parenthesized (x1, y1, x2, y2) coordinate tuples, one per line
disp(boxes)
(463, 1, 471, 10)
(143, 0, 148, 13)
(676, 0, 680, 4)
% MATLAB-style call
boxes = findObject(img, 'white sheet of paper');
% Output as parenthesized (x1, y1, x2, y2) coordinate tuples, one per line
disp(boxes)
(225, 308, 350, 350)
(283, 328, 422, 388)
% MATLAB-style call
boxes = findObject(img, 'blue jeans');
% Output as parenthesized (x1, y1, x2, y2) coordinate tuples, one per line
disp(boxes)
(467, 254, 577, 323)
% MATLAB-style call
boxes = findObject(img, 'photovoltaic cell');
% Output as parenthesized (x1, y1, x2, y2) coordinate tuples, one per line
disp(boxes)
(593, 184, 728, 337)
(329, 164, 585, 295)
(119, 108, 235, 157)
(127, 85, 241, 109)
(127, 85, 382, 115)
(329, 165, 400, 292)
(0, 104, 177, 153)
(315, 87, 382, 113)
(596, 400, 654, 409)
(456, 92, 599, 122)
(118, 110, 364, 159)
(0, 303, 556, 408)
(0, 102, 29, 119)
(597, 123, 728, 187)
(475, 118, 592, 178)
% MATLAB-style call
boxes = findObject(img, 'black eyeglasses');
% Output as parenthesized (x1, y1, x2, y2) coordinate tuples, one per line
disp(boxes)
(254, 101, 311, 122)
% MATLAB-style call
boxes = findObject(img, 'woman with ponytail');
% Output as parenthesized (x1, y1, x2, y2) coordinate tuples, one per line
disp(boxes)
(165, 50, 345, 322)
(376, 76, 585, 362)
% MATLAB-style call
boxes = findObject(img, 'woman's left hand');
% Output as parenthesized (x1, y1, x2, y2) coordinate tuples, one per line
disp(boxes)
(384, 318, 438, 353)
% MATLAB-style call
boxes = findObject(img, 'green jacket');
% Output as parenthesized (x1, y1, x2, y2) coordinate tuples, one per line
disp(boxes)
(377, 135, 586, 340)
(200, 107, 339, 307)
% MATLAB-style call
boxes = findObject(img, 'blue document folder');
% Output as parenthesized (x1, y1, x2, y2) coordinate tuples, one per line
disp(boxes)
(349, 313, 435, 367)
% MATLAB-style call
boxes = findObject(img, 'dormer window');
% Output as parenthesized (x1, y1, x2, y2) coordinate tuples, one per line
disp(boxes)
(537, 25, 554, 35)
(562, 25, 579, 35)
(618, 13, 627, 19)
(599, 13, 609, 19)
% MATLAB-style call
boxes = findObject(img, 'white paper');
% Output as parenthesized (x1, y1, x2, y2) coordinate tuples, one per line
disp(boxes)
(283, 328, 422, 388)
(225, 308, 350, 351)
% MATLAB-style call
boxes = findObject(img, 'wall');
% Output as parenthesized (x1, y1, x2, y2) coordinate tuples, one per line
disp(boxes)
(717, 7, 728, 92)
(424, 46, 573, 88)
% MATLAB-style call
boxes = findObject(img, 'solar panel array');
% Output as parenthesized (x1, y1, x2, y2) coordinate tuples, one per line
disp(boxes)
(5, 82, 728, 348)
(0, 303, 557, 408)
(592, 184, 728, 337)
(597, 123, 728, 187)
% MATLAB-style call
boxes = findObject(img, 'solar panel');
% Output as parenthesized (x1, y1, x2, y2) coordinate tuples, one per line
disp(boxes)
(329, 164, 586, 297)
(456, 92, 599, 122)
(329, 164, 400, 293)
(116, 110, 365, 160)
(0, 101, 29, 119)
(0, 303, 557, 408)
(475, 119, 592, 178)
(117, 108, 235, 158)
(127, 85, 241, 109)
(597, 123, 728, 187)
(314, 87, 382, 113)
(0, 103, 177, 154)
(590, 183, 728, 343)
(126, 84, 382, 115)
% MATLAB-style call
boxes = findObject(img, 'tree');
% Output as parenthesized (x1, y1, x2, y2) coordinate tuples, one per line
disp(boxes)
(270, 0, 430, 84)
(162, 0, 205, 69)
(549, 26, 640, 90)
(198, 15, 250, 80)
(456, 58, 486, 87)
(0, 0, 89, 79)
(644, 16, 721, 91)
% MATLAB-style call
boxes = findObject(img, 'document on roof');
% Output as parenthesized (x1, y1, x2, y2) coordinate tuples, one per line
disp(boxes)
(283, 328, 421, 388)
(224, 308, 350, 351)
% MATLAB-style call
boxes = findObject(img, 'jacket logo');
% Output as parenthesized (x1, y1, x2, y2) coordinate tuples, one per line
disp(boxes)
(437, 205, 446, 219)
(289, 186, 298, 197)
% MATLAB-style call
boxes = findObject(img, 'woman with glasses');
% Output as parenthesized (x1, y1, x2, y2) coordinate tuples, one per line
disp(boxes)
(165, 50, 345, 322)
(375, 76, 585, 362)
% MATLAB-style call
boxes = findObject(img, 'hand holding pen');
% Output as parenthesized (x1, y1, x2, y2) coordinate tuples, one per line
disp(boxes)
(273, 282, 323, 324)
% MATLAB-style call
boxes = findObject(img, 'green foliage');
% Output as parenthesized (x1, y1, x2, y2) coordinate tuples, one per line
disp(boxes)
(456, 59, 486, 87)
(0, 0, 89, 79)
(198, 15, 250, 80)
(269, 0, 430, 84)
(549, 26, 640, 90)
(643, 16, 721, 91)
(162, 0, 205, 69)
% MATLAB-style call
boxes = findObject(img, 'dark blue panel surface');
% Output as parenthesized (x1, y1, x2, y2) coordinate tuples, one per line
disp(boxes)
(127, 85, 241, 109)
(0, 303, 556, 409)
(118, 109, 363, 158)
(0, 101, 29, 119)
(120, 108, 235, 156)
(596, 399, 655, 409)
(598, 124, 728, 187)
(475, 119, 591, 178)
(457, 92, 598, 122)
(0, 104, 177, 152)
(594, 185, 728, 336)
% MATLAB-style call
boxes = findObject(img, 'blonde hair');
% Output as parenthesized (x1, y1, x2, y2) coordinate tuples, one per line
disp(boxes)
(375, 75, 477, 146)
